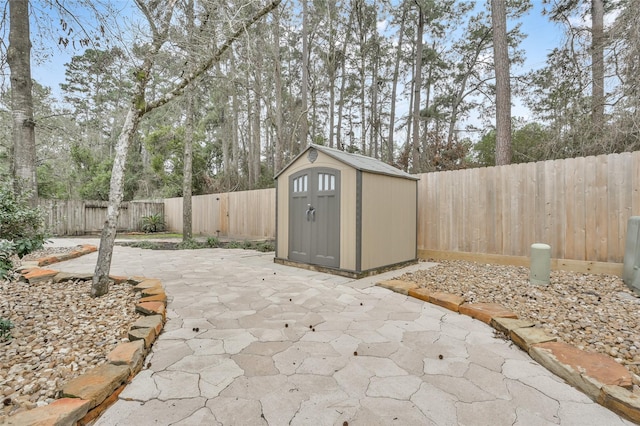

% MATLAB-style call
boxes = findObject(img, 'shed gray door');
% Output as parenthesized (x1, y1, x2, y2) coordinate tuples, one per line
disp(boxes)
(289, 168, 340, 268)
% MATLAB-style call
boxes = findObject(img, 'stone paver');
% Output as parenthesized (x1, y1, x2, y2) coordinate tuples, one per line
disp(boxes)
(44, 238, 634, 425)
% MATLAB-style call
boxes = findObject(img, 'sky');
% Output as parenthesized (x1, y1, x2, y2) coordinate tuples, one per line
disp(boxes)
(29, 1, 568, 122)
(518, 2, 566, 74)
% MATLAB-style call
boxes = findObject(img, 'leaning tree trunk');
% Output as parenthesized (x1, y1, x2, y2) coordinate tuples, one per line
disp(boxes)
(92, 106, 143, 297)
(8, 0, 37, 204)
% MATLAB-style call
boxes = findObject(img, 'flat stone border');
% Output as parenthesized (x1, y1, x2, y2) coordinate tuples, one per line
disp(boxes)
(4, 247, 166, 426)
(37, 244, 98, 267)
(378, 279, 640, 424)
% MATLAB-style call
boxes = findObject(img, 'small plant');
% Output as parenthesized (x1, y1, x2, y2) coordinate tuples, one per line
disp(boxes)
(255, 241, 275, 252)
(124, 241, 157, 250)
(0, 240, 15, 279)
(0, 318, 14, 342)
(225, 241, 243, 249)
(141, 214, 165, 233)
(177, 238, 204, 250)
(206, 236, 220, 248)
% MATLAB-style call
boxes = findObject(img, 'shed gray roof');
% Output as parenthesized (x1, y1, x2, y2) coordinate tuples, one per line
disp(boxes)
(275, 144, 419, 181)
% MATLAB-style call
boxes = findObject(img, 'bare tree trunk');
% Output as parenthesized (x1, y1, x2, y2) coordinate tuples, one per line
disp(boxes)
(300, 0, 309, 149)
(388, 4, 407, 164)
(492, 0, 512, 165)
(336, 9, 354, 151)
(252, 93, 261, 186)
(370, 54, 379, 158)
(182, 88, 194, 241)
(327, 9, 337, 149)
(591, 0, 605, 133)
(222, 93, 230, 185)
(411, 6, 424, 173)
(232, 84, 239, 183)
(92, 106, 143, 297)
(247, 85, 255, 187)
(8, 0, 37, 204)
(272, 11, 285, 172)
(182, 0, 195, 242)
(421, 41, 435, 170)
(359, 58, 367, 153)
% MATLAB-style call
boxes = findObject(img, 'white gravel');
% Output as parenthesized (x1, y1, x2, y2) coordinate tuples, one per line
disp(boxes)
(399, 260, 640, 378)
(0, 249, 140, 419)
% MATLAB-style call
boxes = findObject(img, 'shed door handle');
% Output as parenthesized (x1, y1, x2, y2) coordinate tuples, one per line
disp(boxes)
(306, 204, 315, 221)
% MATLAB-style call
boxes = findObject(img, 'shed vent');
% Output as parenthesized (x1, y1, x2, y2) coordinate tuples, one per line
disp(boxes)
(308, 148, 318, 163)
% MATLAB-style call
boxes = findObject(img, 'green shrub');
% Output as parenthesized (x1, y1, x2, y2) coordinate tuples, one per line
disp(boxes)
(0, 239, 15, 279)
(206, 236, 220, 248)
(0, 318, 14, 341)
(0, 182, 48, 276)
(141, 213, 165, 233)
(177, 238, 204, 250)
(124, 241, 157, 250)
(255, 241, 275, 252)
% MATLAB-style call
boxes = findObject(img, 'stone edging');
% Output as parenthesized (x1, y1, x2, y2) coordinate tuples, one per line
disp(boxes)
(3, 246, 166, 426)
(376, 279, 640, 424)
(36, 245, 99, 267)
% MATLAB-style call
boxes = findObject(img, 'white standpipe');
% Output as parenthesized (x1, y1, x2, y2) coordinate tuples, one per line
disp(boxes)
(530, 243, 551, 286)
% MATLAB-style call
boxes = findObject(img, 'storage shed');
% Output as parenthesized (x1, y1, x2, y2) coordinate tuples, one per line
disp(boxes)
(274, 144, 419, 278)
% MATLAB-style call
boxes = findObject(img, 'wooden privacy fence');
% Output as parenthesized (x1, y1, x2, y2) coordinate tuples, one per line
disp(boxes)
(162, 151, 639, 272)
(163, 188, 276, 239)
(417, 151, 640, 269)
(38, 199, 164, 236)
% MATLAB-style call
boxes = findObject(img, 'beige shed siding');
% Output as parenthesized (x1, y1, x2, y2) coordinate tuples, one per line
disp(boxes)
(276, 151, 357, 270)
(361, 173, 417, 270)
(339, 169, 357, 270)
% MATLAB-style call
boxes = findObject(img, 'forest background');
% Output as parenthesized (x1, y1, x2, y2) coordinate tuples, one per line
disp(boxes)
(1, 0, 638, 202)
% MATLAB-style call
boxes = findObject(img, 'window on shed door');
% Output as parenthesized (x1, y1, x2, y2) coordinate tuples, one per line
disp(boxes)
(292, 174, 308, 193)
(317, 172, 335, 191)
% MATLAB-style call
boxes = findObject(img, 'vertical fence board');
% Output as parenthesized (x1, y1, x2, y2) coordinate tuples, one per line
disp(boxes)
(633, 152, 640, 215)
(523, 162, 536, 253)
(564, 158, 576, 260)
(622, 153, 634, 257)
(607, 155, 622, 262)
(573, 157, 586, 260)
(584, 155, 598, 261)
(595, 154, 609, 261)
(477, 167, 488, 253)
(542, 159, 554, 256)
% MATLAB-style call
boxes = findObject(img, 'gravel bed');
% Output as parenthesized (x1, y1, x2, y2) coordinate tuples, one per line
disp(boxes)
(0, 248, 140, 419)
(398, 260, 640, 378)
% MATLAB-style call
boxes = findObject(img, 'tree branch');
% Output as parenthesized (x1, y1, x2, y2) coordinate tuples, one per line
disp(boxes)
(144, 0, 281, 114)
